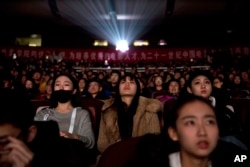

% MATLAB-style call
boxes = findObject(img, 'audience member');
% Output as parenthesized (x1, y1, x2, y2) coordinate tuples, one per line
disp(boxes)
(0, 89, 91, 167)
(34, 74, 95, 149)
(97, 73, 162, 153)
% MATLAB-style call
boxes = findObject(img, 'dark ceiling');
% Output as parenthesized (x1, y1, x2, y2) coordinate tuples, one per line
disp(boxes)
(0, 0, 250, 48)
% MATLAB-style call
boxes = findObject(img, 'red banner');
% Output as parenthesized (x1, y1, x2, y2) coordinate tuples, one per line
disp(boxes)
(0, 46, 249, 63)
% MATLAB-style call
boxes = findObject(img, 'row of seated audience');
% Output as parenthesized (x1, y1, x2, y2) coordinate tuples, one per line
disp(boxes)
(1, 52, 250, 167)
(1, 69, 250, 166)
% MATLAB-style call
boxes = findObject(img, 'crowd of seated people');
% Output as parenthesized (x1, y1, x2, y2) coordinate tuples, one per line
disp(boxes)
(1, 50, 250, 167)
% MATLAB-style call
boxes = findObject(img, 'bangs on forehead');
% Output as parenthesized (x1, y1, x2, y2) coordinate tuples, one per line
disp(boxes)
(121, 76, 135, 81)
(193, 75, 210, 80)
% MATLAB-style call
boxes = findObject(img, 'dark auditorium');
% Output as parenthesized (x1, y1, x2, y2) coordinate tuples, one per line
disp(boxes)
(0, 1, 250, 167)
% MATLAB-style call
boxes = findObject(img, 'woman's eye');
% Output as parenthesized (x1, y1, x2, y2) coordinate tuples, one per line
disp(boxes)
(205, 81, 211, 84)
(194, 82, 200, 85)
(206, 119, 216, 125)
(185, 120, 195, 126)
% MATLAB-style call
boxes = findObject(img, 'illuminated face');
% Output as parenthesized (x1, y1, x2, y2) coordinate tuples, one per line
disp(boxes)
(119, 77, 137, 97)
(233, 76, 241, 85)
(168, 81, 179, 94)
(179, 78, 186, 88)
(188, 75, 212, 99)
(78, 79, 86, 89)
(154, 76, 163, 86)
(45, 84, 52, 95)
(169, 100, 219, 159)
(32, 72, 41, 80)
(241, 72, 248, 81)
(213, 78, 223, 89)
(25, 80, 33, 89)
(0, 124, 22, 165)
(88, 82, 101, 94)
(54, 76, 74, 91)
(110, 73, 119, 84)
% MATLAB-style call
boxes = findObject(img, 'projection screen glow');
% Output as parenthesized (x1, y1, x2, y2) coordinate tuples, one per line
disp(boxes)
(57, 0, 166, 48)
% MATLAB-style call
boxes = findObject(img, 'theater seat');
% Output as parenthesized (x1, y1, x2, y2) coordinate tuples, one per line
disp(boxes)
(97, 137, 141, 167)
(81, 98, 104, 137)
(31, 100, 50, 114)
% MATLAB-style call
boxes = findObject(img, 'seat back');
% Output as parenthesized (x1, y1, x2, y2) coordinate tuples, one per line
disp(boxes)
(97, 137, 141, 167)
(81, 98, 104, 137)
(31, 100, 50, 114)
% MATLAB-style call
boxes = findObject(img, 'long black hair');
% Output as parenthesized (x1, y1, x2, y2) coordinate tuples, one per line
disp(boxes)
(114, 73, 141, 139)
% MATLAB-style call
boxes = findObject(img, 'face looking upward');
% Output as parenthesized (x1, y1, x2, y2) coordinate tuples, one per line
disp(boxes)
(187, 75, 212, 99)
(168, 100, 219, 159)
(54, 76, 74, 91)
(119, 76, 137, 97)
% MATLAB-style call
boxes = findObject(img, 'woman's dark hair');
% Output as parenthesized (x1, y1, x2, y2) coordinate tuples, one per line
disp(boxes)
(49, 73, 82, 108)
(186, 70, 213, 88)
(137, 77, 147, 89)
(213, 76, 224, 83)
(164, 94, 217, 130)
(165, 79, 180, 92)
(25, 78, 36, 88)
(114, 73, 141, 139)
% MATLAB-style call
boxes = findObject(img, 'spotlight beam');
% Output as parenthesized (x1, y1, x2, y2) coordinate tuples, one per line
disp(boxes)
(57, 0, 166, 46)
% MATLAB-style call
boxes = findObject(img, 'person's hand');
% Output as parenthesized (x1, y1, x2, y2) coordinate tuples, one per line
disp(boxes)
(4, 136, 34, 167)
(60, 131, 79, 140)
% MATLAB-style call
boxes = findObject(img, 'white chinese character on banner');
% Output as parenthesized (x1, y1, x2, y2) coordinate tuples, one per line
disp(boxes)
(110, 53, 116, 60)
(140, 52, 146, 60)
(196, 50, 202, 58)
(38, 51, 44, 58)
(176, 51, 182, 59)
(83, 52, 89, 61)
(153, 52, 159, 60)
(17, 50, 23, 57)
(132, 53, 137, 60)
(189, 50, 195, 58)
(97, 52, 103, 61)
(8, 49, 15, 57)
(182, 51, 189, 59)
(69, 52, 75, 60)
(168, 52, 174, 60)
(32, 51, 38, 58)
(90, 53, 97, 60)
(76, 52, 82, 60)
(104, 53, 109, 60)
(23, 50, 30, 58)
(117, 52, 123, 60)
(124, 53, 130, 60)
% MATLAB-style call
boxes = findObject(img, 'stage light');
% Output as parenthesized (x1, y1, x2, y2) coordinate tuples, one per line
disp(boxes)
(93, 40, 108, 46)
(58, 0, 165, 47)
(158, 39, 167, 46)
(116, 40, 129, 52)
(133, 40, 149, 46)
